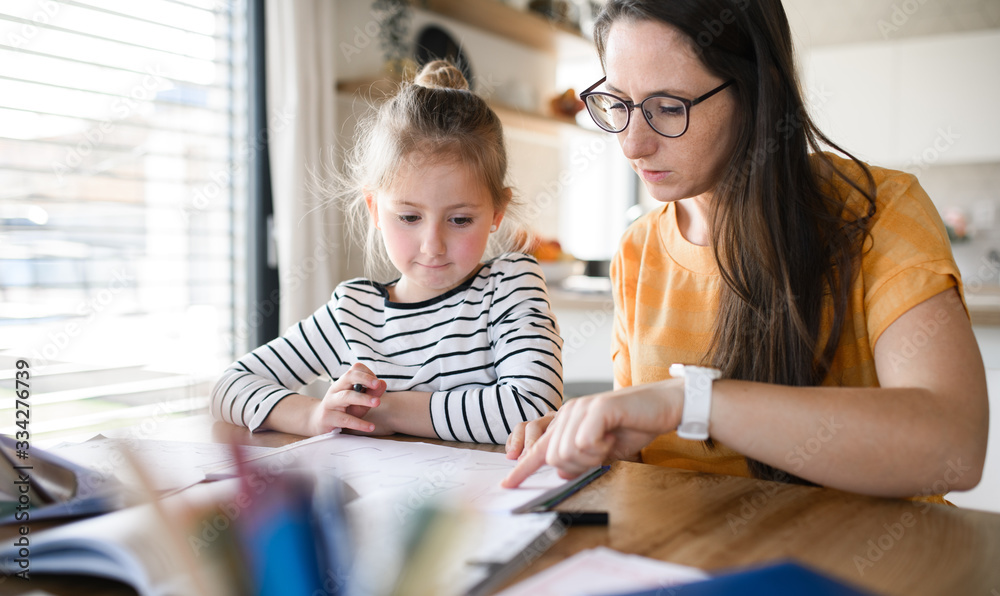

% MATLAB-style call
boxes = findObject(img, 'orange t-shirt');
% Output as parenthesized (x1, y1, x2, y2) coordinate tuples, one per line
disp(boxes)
(611, 154, 964, 499)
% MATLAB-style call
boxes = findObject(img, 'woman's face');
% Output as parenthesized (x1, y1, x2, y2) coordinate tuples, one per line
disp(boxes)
(603, 18, 739, 204)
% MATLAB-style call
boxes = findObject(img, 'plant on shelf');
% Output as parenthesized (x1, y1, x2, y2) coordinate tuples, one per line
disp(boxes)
(372, 0, 417, 78)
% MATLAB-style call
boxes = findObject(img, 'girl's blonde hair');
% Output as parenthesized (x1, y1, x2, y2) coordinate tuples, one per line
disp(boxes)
(338, 60, 524, 281)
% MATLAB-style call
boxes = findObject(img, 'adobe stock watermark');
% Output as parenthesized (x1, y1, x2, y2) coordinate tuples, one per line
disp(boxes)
(5, 0, 60, 50)
(511, 514, 568, 568)
(884, 304, 952, 373)
(561, 299, 614, 361)
(727, 416, 842, 534)
(883, 255, 996, 374)
(59, 394, 207, 515)
(392, 460, 462, 524)
(784, 416, 844, 472)
(51, 65, 169, 182)
(524, 136, 609, 224)
(902, 127, 960, 177)
(852, 458, 972, 576)
(963, 252, 1000, 294)
(726, 469, 794, 534)
(339, 3, 409, 63)
(725, 83, 835, 191)
(187, 450, 298, 556)
(877, 0, 933, 39)
(28, 269, 135, 370)
(181, 107, 292, 222)
(224, 243, 332, 347)
(52, 66, 168, 181)
(690, 0, 751, 53)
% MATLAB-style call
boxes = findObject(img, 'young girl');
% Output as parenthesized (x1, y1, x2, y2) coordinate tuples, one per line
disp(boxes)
(210, 61, 563, 444)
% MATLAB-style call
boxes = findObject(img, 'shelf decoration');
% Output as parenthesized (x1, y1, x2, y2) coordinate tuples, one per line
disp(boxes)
(372, 0, 417, 77)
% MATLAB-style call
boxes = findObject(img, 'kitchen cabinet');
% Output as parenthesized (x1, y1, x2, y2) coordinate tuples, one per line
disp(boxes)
(550, 289, 615, 387)
(801, 29, 1000, 167)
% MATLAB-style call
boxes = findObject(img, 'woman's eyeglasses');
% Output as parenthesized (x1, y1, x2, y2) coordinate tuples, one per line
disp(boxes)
(579, 76, 734, 138)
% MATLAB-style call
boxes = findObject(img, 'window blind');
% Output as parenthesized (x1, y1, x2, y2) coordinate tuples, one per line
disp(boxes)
(0, 0, 248, 441)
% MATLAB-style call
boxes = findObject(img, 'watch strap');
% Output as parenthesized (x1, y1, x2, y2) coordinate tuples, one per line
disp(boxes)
(670, 364, 721, 440)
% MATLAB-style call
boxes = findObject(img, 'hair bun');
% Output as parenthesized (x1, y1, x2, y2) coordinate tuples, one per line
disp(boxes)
(414, 60, 469, 91)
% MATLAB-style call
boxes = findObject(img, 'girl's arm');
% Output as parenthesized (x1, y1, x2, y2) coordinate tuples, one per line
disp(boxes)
(354, 390, 435, 437)
(506, 288, 988, 496)
(210, 299, 350, 432)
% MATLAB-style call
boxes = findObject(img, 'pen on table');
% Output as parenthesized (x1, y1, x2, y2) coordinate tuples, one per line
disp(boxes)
(554, 511, 609, 526)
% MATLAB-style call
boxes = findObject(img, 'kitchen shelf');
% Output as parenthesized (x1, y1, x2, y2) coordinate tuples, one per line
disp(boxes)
(967, 286, 1000, 326)
(336, 77, 594, 137)
(424, 0, 594, 57)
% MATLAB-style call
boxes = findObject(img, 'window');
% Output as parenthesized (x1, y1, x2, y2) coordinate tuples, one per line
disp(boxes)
(0, 0, 247, 441)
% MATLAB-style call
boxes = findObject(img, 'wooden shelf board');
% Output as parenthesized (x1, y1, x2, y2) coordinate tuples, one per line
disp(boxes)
(424, 0, 593, 56)
(336, 77, 591, 136)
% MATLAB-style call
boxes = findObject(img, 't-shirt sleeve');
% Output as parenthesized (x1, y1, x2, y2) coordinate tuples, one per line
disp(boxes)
(861, 172, 966, 348)
(209, 290, 352, 431)
(428, 255, 564, 444)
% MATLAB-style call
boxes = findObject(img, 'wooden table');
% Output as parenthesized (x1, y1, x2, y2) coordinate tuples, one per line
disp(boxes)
(7, 415, 1000, 595)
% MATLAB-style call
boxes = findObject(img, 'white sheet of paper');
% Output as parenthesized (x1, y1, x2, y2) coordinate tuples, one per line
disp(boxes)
(212, 433, 588, 513)
(51, 435, 275, 492)
(494, 546, 709, 596)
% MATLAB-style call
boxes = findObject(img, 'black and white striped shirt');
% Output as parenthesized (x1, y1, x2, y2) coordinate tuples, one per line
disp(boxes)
(210, 253, 564, 444)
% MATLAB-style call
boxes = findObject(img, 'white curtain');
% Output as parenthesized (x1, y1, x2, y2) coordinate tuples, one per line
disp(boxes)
(265, 0, 343, 332)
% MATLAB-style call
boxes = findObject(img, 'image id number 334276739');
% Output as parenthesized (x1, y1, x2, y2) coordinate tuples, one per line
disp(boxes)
(12, 358, 33, 580)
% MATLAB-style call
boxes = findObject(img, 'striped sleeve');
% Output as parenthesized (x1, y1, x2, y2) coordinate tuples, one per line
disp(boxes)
(209, 289, 353, 431)
(428, 255, 564, 444)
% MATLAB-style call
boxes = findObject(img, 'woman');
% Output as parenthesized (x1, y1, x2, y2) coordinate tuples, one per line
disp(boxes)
(503, 0, 988, 500)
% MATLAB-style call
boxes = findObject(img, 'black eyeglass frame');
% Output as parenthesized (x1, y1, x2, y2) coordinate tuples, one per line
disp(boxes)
(579, 76, 735, 138)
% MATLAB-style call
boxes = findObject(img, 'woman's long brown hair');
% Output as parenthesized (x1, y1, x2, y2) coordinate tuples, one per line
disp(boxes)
(595, 0, 877, 484)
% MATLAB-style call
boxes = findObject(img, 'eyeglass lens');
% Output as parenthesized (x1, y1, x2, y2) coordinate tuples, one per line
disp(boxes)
(585, 94, 688, 137)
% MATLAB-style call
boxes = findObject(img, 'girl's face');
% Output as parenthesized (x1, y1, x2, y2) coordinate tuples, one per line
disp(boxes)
(366, 158, 505, 304)
(603, 18, 739, 204)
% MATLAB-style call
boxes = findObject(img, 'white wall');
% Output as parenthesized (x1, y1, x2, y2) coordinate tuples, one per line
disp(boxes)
(948, 328, 1000, 513)
(801, 30, 1000, 168)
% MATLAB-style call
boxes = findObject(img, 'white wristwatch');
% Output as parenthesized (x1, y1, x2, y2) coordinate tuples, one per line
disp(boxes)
(669, 363, 722, 440)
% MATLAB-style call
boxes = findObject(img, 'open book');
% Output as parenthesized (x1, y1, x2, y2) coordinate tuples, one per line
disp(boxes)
(0, 496, 196, 594)
(0, 435, 131, 524)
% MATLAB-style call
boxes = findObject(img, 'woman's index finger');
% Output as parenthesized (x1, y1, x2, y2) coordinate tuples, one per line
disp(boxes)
(500, 434, 549, 488)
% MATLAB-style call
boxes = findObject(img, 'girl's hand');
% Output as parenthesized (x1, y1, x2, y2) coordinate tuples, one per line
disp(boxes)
(307, 363, 387, 435)
(505, 412, 557, 460)
(501, 381, 682, 488)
